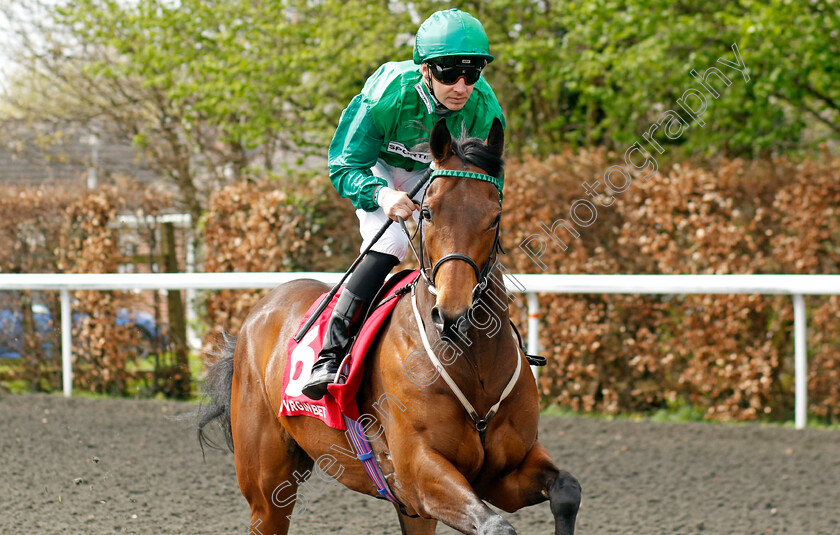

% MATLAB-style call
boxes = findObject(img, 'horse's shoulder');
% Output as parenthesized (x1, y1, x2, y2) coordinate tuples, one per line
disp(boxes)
(377, 290, 419, 338)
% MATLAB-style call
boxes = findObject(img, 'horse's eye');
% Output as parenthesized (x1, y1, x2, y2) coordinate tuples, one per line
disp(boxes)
(491, 213, 501, 228)
(421, 207, 432, 222)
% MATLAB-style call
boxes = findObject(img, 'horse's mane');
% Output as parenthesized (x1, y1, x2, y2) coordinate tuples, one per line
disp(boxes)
(450, 127, 504, 179)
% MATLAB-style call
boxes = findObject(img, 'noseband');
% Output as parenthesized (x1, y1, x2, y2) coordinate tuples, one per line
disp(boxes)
(428, 226, 501, 302)
(401, 169, 504, 303)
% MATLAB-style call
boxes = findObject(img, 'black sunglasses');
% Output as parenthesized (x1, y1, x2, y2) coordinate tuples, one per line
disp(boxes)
(428, 63, 483, 85)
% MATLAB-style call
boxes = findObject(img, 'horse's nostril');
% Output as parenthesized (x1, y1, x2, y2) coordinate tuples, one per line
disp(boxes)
(431, 307, 445, 333)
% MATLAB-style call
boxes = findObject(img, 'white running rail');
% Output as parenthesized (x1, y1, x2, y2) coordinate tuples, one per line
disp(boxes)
(1, 272, 838, 429)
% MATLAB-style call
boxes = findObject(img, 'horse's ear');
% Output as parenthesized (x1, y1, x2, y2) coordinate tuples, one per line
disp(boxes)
(486, 117, 504, 156)
(430, 118, 452, 161)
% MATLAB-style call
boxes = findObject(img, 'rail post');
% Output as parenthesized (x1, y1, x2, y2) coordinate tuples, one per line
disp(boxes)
(527, 292, 540, 384)
(793, 293, 807, 429)
(60, 288, 72, 397)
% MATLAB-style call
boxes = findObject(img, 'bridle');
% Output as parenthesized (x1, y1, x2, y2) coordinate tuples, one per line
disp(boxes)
(400, 168, 504, 304)
(399, 166, 520, 448)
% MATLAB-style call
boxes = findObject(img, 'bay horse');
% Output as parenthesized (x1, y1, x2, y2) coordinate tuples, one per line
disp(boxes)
(197, 118, 581, 534)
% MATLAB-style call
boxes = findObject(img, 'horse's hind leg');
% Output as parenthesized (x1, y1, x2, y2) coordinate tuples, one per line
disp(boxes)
(231, 361, 313, 535)
(396, 506, 437, 535)
(480, 442, 581, 535)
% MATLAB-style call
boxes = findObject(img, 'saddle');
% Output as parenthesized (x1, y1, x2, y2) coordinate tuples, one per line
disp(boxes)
(279, 270, 420, 429)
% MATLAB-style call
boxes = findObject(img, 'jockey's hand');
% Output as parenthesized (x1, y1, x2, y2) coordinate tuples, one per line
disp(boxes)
(377, 187, 419, 222)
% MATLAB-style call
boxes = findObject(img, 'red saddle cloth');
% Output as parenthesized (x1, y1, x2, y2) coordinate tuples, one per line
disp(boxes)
(279, 271, 420, 430)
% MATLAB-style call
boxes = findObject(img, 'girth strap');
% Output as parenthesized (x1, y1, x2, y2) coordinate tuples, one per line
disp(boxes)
(343, 415, 418, 518)
(410, 284, 522, 446)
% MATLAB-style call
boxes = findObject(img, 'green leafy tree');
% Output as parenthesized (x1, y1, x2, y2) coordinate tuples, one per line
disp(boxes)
(3, 0, 837, 193)
(2, 0, 415, 221)
(418, 0, 838, 158)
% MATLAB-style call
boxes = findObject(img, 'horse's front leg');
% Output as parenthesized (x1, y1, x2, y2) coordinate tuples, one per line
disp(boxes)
(477, 442, 581, 535)
(395, 503, 438, 535)
(398, 445, 517, 535)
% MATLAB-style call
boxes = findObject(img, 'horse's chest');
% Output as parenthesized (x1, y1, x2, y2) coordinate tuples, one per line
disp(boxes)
(444, 418, 533, 481)
(485, 423, 534, 472)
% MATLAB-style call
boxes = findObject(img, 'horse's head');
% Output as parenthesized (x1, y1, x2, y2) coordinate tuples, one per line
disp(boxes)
(421, 117, 505, 338)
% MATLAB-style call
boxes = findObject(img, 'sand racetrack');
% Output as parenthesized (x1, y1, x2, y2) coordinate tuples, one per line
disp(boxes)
(1, 392, 838, 534)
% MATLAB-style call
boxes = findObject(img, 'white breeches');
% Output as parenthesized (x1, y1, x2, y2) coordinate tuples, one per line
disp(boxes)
(356, 160, 429, 262)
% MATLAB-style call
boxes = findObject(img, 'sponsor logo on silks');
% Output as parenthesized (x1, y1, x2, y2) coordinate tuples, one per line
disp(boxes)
(414, 81, 434, 114)
(281, 399, 327, 418)
(387, 141, 432, 163)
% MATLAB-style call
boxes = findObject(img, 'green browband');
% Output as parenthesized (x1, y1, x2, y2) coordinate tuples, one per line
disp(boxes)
(430, 169, 504, 200)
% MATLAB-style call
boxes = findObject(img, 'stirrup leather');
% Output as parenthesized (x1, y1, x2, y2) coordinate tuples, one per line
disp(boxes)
(509, 320, 547, 366)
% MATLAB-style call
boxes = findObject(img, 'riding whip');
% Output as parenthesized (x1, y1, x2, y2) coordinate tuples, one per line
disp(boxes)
(293, 168, 432, 343)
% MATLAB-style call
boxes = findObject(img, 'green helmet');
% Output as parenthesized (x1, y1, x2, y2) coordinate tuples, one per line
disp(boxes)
(413, 9, 494, 65)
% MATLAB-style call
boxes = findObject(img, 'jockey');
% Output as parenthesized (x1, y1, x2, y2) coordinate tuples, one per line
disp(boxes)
(302, 8, 505, 400)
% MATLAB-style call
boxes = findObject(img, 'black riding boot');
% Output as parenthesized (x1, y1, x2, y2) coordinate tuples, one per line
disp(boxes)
(301, 289, 365, 400)
(301, 251, 400, 400)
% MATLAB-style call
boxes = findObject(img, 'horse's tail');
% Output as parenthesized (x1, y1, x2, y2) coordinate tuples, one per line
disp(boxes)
(196, 331, 236, 455)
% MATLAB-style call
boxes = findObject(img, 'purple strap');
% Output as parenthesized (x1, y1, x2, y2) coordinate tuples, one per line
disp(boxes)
(342, 415, 407, 508)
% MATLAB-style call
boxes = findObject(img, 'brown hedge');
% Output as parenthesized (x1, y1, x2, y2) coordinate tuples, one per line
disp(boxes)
(6, 152, 835, 419)
(501, 152, 840, 421)
(203, 153, 840, 422)
(0, 184, 81, 390)
(0, 183, 177, 395)
(201, 175, 359, 343)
